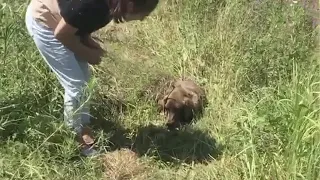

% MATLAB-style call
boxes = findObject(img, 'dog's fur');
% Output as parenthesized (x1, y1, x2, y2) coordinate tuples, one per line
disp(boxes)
(156, 79, 206, 129)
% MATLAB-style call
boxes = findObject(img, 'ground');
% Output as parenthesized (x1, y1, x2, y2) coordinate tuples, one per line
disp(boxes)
(0, 0, 320, 179)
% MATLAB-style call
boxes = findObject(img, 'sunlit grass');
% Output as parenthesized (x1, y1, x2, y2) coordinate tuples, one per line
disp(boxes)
(0, 0, 319, 179)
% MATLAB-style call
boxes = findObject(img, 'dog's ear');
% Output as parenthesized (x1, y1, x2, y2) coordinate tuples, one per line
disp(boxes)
(182, 106, 194, 124)
(181, 93, 196, 124)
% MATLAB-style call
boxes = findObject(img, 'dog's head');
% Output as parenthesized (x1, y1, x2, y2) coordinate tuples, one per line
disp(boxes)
(158, 86, 195, 129)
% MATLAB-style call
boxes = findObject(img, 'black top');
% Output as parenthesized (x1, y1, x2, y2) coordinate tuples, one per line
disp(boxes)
(57, 0, 112, 37)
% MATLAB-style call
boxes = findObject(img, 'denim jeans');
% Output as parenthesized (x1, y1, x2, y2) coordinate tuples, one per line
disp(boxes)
(25, 5, 92, 135)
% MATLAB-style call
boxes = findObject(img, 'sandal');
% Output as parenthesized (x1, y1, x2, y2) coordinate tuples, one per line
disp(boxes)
(77, 126, 99, 157)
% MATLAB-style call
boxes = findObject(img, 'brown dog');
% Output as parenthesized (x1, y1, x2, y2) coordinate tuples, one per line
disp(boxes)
(157, 79, 206, 129)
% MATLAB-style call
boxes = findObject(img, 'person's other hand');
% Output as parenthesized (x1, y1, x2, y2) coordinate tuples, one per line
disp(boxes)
(85, 48, 104, 65)
(81, 35, 105, 51)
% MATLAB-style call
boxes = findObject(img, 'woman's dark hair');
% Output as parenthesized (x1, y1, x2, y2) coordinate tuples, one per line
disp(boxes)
(107, 0, 159, 23)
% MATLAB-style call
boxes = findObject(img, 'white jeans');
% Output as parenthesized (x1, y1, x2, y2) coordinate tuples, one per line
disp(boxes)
(25, 5, 91, 134)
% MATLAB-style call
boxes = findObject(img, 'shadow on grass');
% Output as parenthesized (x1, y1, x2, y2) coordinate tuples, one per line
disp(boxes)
(92, 121, 223, 165)
(91, 95, 222, 164)
(132, 124, 223, 164)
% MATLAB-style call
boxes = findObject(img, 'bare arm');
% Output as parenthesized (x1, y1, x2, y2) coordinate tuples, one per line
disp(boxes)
(54, 18, 103, 65)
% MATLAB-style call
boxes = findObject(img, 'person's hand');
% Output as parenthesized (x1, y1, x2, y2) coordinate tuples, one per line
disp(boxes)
(85, 48, 105, 65)
(79, 35, 105, 65)
(81, 35, 104, 50)
(54, 19, 106, 65)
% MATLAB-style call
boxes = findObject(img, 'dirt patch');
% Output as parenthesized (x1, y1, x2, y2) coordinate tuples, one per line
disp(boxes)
(101, 148, 151, 180)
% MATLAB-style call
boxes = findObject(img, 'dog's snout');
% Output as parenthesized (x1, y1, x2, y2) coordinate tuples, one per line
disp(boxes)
(166, 120, 180, 130)
(164, 108, 183, 129)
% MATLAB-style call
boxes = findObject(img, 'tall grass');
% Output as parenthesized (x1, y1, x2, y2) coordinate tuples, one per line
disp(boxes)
(1, 0, 319, 179)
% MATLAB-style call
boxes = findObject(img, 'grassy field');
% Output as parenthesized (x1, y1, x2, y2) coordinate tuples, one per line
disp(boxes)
(1, 0, 320, 179)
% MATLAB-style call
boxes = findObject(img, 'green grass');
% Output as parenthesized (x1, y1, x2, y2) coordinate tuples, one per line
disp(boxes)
(1, 0, 320, 179)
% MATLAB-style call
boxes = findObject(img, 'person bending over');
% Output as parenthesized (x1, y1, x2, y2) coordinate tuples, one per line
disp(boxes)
(25, 0, 159, 157)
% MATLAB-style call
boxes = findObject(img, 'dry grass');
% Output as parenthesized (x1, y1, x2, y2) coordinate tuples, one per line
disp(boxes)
(101, 148, 151, 180)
